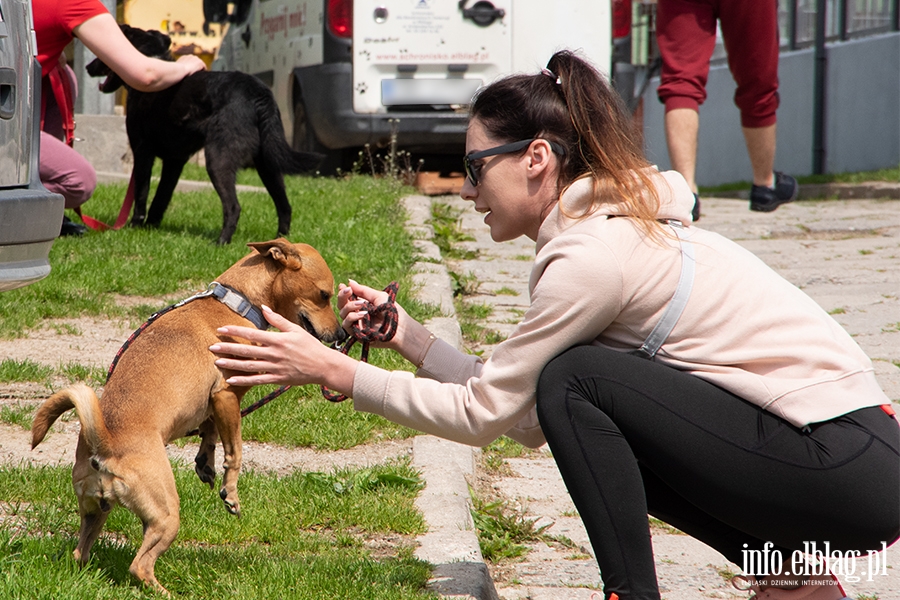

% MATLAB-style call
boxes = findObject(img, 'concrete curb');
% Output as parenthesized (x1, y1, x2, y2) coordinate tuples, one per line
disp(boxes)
(403, 194, 500, 600)
(89, 177, 498, 597)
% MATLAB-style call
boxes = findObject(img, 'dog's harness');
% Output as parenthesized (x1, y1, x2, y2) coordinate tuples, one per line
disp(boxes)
(206, 282, 268, 330)
(107, 282, 268, 382)
(106, 281, 400, 437)
(107, 282, 293, 437)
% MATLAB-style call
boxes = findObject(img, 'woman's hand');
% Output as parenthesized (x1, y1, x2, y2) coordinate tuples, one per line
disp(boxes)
(75, 13, 207, 92)
(338, 279, 437, 366)
(174, 54, 207, 79)
(209, 305, 357, 394)
(338, 279, 392, 334)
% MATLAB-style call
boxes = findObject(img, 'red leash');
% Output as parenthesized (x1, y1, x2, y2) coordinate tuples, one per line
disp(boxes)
(45, 62, 134, 232)
(75, 172, 135, 231)
(321, 282, 399, 402)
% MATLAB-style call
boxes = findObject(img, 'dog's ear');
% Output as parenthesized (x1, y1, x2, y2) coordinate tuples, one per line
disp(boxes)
(120, 24, 173, 58)
(248, 239, 303, 270)
(149, 29, 173, 52)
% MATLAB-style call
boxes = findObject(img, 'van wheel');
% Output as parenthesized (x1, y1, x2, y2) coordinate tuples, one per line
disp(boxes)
(293, 100, 342, 175)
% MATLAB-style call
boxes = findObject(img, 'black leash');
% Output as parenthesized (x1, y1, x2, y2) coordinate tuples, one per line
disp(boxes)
(105, 283, 290, 437)
(321, 281, 399, 403)
(105, 281, 399, 437)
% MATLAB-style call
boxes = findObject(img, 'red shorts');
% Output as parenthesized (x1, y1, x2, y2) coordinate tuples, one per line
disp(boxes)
(656, 0, 780, 128)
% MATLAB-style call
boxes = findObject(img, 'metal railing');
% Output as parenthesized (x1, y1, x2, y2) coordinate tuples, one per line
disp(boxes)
(780, 0, 900, 48)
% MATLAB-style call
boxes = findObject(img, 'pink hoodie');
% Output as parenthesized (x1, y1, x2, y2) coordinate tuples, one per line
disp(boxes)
(352, 170, 890, 447)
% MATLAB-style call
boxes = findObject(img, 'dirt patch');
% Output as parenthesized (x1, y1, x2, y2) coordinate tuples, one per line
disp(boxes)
(0, 317, 133, 369)
(0, 316, 413, 475)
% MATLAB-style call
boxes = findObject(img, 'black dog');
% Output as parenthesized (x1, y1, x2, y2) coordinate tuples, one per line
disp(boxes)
(86, 25, 322, 244)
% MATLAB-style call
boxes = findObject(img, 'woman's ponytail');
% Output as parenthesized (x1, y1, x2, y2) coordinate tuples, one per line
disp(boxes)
(471, 49, 662, 228)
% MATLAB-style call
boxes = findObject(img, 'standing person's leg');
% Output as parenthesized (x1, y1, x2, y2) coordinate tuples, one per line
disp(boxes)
(718, 0, 779, 132)
(741, 123, 777, 188)
(664, 108, 700, 193)
(719, 0, 797, 210)
(656, 0, 717, 214)
(536, 345, 899, 600)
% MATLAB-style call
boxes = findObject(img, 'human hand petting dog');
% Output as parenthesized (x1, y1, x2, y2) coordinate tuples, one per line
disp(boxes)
(210, 307, 358, 395)
(211, 279, 440, 400)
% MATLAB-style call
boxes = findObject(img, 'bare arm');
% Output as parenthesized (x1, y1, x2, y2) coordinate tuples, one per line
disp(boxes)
(73, 13, 205, 92)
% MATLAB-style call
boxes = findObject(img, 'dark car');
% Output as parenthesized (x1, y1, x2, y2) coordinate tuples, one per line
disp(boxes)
(0, 0, 64, 292)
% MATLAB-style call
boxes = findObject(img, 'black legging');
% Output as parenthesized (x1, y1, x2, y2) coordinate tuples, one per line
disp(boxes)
(536, 345, 900, 600)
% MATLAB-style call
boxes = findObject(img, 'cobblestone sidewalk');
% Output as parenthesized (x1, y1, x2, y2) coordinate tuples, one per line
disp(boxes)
(438, 194, 899, 600)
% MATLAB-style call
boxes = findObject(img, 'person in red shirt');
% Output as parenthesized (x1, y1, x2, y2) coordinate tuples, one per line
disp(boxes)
(33, 0, 205, 235)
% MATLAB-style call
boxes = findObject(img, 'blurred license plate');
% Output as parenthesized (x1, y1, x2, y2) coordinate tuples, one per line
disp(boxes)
(382, 78, 482, 106)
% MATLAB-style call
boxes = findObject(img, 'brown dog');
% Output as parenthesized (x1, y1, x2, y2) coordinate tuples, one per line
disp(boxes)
(30, 239, 345, 594)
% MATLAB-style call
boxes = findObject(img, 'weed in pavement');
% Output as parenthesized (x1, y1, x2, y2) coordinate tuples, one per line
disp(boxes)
(428, 202, 477, 260)
(470, 490, 577, 564)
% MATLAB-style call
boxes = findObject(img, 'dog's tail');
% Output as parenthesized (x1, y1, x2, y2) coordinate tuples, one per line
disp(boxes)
(256, 103, 324, 175)
(31, 383, 110, 454)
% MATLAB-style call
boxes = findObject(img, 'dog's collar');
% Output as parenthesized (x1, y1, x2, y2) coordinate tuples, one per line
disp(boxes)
(206, 282, 268, 330)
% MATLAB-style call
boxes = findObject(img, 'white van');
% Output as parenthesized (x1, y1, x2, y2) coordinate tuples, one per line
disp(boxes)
(209, 0, 611, 172)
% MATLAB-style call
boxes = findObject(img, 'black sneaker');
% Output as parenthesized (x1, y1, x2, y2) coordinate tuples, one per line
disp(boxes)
(691, 193, 701, 222)
(60, 215, 87, 237)
(750, 172, 798, 212)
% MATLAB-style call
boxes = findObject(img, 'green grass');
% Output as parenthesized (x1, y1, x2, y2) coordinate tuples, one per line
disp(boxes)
(235, 374, 418, 450)
(0, 359, 106, 388)
(0, 460, 435, 599)
(0, 171, 445, 597)
(0, 403, 36, 429)
(0, 356, 419, 451)
(0, 358, 53, 383)
(0, 173, 438, 448)
(0, 173, 433, 337)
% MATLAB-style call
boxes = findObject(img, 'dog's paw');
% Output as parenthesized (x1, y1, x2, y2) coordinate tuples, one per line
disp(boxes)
(219, 487, 241, 517)
(194, 452, 217, 488)
(195, 464, 216, 489)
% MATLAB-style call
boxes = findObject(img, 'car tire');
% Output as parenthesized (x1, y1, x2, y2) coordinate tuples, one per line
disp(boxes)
(292, 98, 345, 176)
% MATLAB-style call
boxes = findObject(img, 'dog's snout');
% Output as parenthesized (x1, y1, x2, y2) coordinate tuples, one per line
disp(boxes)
(333, 327, 348, 343)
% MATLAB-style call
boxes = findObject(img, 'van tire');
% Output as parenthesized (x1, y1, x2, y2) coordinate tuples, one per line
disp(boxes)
(292, 99, 343, 175)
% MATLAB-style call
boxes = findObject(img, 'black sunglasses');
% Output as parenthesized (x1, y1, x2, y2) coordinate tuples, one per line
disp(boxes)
(464, 138, 566, 186)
